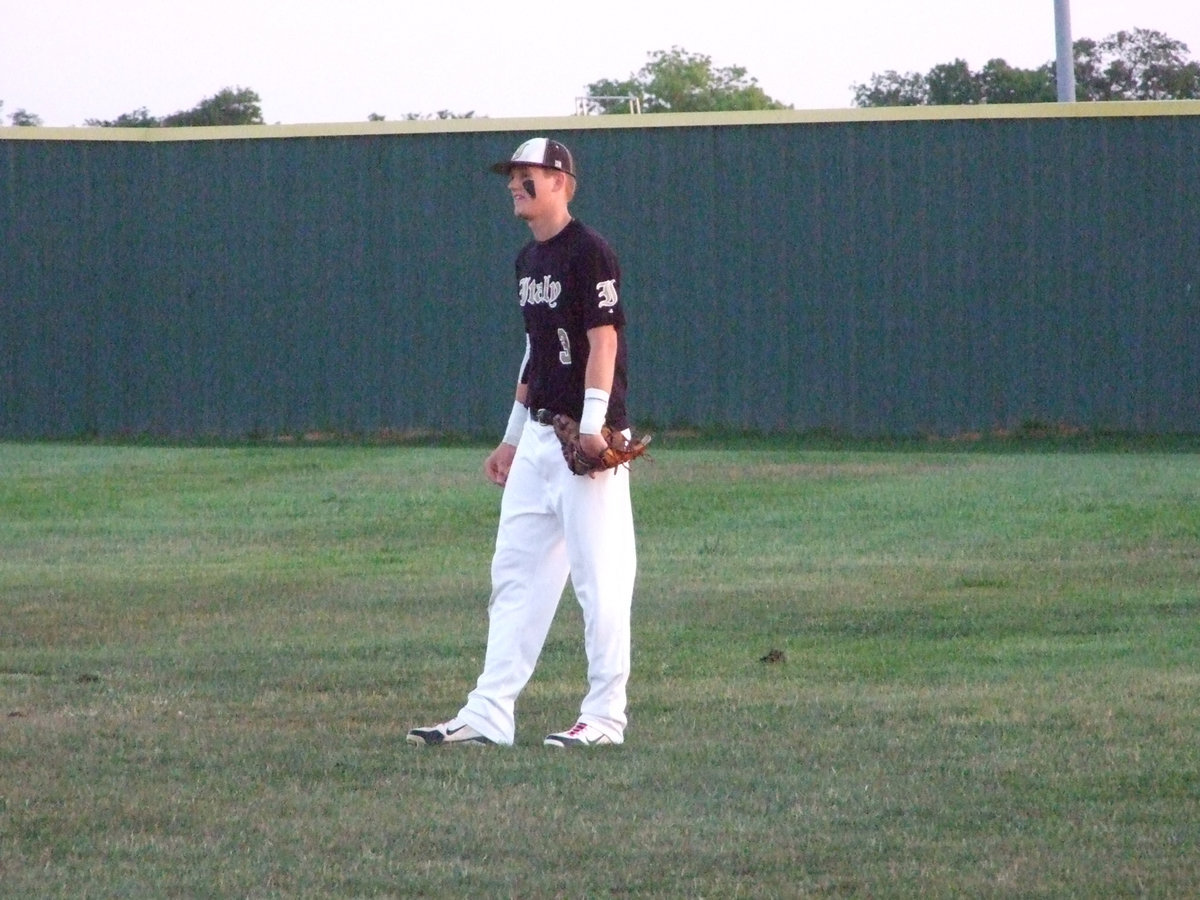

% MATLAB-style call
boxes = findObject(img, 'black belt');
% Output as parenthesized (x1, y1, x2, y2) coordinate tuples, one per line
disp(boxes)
(530, 408, 557, 425)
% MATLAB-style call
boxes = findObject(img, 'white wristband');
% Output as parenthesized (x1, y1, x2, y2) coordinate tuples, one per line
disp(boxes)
(580, 388, 609, 435)
(502, 400, 527, 446)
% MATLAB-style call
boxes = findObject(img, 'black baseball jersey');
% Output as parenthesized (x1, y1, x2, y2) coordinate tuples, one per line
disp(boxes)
(516, 219, 628, 429)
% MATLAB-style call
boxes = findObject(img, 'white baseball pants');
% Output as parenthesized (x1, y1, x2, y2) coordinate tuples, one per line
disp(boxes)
(457, 418, 636, 745)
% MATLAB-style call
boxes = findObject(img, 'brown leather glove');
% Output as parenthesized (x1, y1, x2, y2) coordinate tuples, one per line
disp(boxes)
(551, 414, 652, 476)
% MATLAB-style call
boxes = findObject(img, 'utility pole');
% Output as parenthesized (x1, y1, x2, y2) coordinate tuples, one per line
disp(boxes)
(1054, 0, 1076, 101)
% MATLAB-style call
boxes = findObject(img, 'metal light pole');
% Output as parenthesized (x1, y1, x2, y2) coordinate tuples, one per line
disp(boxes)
(1054, 0, 1076, 101)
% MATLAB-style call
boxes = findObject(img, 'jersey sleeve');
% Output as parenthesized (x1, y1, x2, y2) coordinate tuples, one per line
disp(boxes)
(579, 236, 625, 331)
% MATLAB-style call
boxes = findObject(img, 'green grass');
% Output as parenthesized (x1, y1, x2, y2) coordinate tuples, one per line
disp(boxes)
(2, 441, 1198, 897)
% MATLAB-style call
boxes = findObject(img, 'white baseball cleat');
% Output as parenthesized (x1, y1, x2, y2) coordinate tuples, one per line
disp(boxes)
(406, 718, 494, 746)
(543, 721, 620, 748)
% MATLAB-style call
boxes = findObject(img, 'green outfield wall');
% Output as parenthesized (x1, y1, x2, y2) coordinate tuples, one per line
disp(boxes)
(2, 103, 1198, 438)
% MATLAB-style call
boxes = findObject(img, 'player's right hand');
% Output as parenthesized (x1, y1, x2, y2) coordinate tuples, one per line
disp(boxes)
(484, 443, 517, 486)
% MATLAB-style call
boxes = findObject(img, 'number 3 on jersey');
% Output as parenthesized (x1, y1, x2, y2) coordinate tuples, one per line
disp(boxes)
(556, 328, 572, 365)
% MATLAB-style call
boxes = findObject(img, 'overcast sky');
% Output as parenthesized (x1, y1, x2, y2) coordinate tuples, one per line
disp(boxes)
(3, 1, 1197, 127)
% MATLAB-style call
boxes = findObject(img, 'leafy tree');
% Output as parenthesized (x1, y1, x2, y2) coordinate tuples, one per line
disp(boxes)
(9, 108, 43, 126)
(585, 46, 790, 114)
(978, 59, 1056, 104)
(86, 107, 159, 127)
(850, 70, 928, 107)
(1073, 29, 1200, 100)
(161, 87, 263, 126)
(2, 100, 44, 126)
(926, 59, 983, 105)
(854, 27, 1198, 106)
(86, 87, 263, 127)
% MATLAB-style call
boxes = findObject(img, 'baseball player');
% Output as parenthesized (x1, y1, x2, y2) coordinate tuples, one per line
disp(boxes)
(407, 137, 636, 748)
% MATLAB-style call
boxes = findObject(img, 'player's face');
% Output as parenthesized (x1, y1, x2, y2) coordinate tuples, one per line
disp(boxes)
(507, 166, 556, 220)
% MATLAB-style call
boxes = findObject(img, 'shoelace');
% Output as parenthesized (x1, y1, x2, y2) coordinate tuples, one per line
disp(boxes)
(565, 722, 589, 737)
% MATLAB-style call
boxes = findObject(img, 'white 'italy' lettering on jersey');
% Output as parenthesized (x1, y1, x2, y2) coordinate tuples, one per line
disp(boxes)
(519, 275, 563, 308)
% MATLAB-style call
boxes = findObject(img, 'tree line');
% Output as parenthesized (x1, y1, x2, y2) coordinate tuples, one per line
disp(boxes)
(853, 28, 1200, 106)
(1, 87, 475, 128)
(0, 88, 266, 128)
(3, 28, 1196, 127)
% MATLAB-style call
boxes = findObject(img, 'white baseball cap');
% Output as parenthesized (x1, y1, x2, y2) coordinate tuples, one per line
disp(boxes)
(490, 137, 577, 179)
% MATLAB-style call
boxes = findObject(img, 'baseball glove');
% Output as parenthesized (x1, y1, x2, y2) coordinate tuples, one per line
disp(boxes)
(551, 414, 652, 476)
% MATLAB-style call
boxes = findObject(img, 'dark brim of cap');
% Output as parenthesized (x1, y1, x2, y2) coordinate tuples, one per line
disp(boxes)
(489, 161, 576, 176)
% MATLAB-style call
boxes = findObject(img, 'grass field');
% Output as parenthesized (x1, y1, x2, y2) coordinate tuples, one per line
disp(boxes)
(2, 437, 1198, 897)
